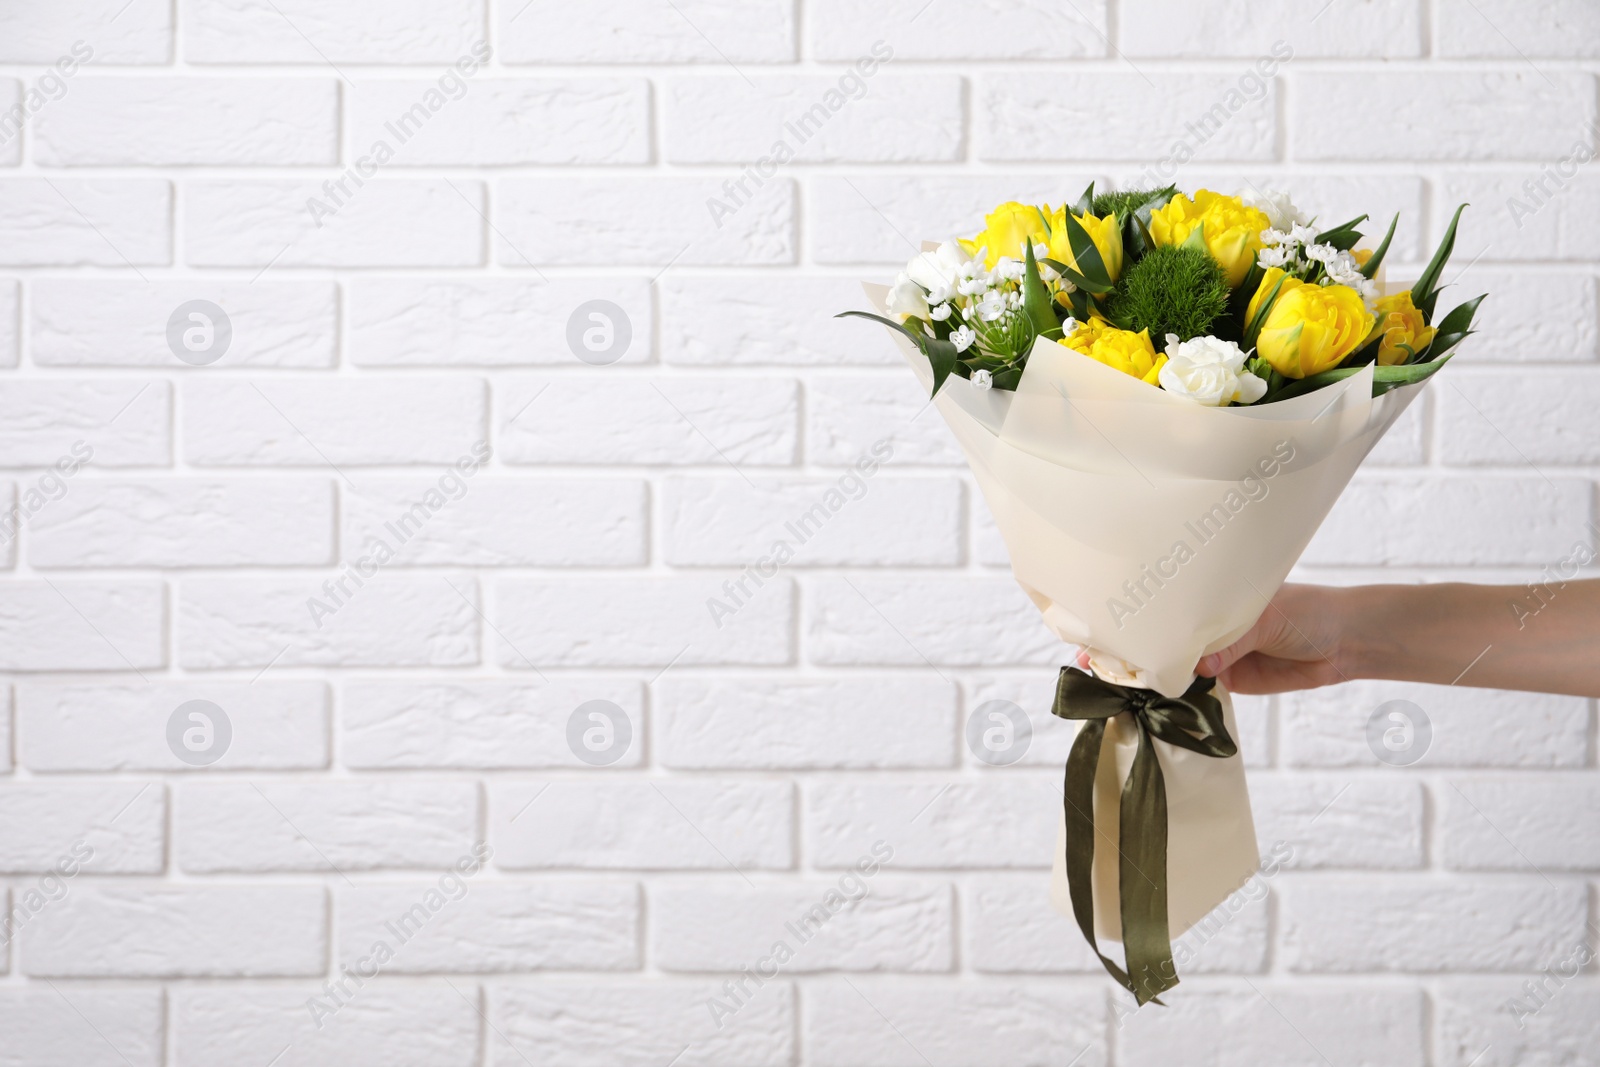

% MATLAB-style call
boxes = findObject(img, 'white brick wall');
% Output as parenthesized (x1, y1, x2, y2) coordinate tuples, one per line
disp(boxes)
(0, 2, 1594, 1064)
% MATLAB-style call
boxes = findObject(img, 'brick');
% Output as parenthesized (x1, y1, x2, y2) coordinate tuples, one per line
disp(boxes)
(488, 981, 794, 1066)
(178, 780, 478, 873)
(1435, 978, 1600, 1067)
(809, 174, 1098, 264)
(1249, 776, 1424, 868)
(1118, 982, 1425, 1065)
(495, 178, 794, 266)
(496, 1, 793, 63)
(21, 885, 326, 977)
(36, 78, 336, 165)
(967, 874, 1270, 975)
(0, 781, 163, 873)
(0, 6, 167, 64)
(662, 475, 962, 566)
(651, 880, 951, 972)
(1439, 371, 1600, 464)
(0, 180, 169, 265)
(960, 673, 1097, 769)
(665, 75, 962, 163)
(18, 682, 328, 771)
(0, 582, 164, 671)
(1295, 72, 1594, 161)
(1443, 777, 1600, 870)
(0, 380, 170, 467)
(490, 780, 793, 870)
(31, 280, 338, 368)
(806, 576, 1059, 666)
(803, 777, 1058, 868)
(30, 479, 334, 567)
(495, 576, 792, 668)
(809, 0, 1106, 59)
(1439, 173, 1600, 262)
(1302, 476, 1592, 566)
(498, 377, 797, 466)
(657, 676, 957, 769)
(186, 180, 484, 267)
(1458, 270, 1597, 361)
(350, 277, 652, 366)
(179, 576, 479, 669)
(1124, 1, 1420, 55)
(0, 280, 15, 367)
(1280, 877, 1585, 971)
(1282, 680, 1592, 768)
(0, 82, 17, 166)
(344, 477, 645, 566)
(1439, 0, 1600, 56)
(0, 989, 163, 1067)
(662, 275, 892, 366)
(185, 0, 483, 64)
(805, 375, 964, 466)
(981, 74, 1276, 162)
(0, 687, 10, 773)
(173, 985, 478, 1067)
(341, 679, 644, 769)
(350, 78, 649, 165)
(338, 882, 638, 972)
(184, 378, 484, 466)
(803, 980, 1105, 1067)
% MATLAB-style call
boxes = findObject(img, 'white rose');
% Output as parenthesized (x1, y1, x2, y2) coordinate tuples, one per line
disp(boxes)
(885, 272, 929, 323)
(1157, 334, 1267, 407)
(1239, 187, 1306, 233)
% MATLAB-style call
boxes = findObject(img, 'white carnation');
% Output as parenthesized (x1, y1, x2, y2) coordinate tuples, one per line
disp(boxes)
(1239, 187, 1307, 233)
(1158, 334, 1267, 407)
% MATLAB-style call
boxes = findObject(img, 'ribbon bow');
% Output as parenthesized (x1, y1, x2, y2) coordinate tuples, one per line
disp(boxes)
(1052, 666, 1237, 1005)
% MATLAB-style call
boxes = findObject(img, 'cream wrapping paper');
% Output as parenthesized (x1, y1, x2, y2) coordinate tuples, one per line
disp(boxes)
(863, 280, 1425, 941)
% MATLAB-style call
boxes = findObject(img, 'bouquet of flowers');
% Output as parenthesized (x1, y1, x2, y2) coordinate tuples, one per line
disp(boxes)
(843, 184, 1483, 1005)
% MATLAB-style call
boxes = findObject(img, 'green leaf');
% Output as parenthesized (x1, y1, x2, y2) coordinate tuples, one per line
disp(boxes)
(1059, 211, 1111, 288)
(1043, 258, 1114, 296)
(1314, 214, 1369, 251)
(1241, 270, 1290, 350)
(1361, 213, 1398, 280)
(1022, 243, 1063, 339)
(1266, 355, 1455, 403)
(990, 366, 1024, 390)
(1417, 293, 1486, 362)
(1071, 181, 1096, 219)
(1412, 203, 1468, 322)
(1180, 219, 1208, 252)
(836, 310, 957, 397)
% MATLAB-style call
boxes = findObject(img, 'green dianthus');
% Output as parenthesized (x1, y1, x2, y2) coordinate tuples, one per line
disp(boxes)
(1105, 244, 1229, 343)
(1090, 186, 1173, 220)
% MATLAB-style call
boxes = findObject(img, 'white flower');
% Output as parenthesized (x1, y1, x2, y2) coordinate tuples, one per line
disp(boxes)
(1288, 223, 1318, 246)
(971, 368, 993, 390)
(950, 325, 977, 352)
(929, 302, 952, 321)
(1256, 245, 1296, 269)
(1239, 187, 1307, 233)
(915, 243, 972, 302)
(994, 256, 1026, 282)
(1033, 241, 1050, 260)
(974, 288, 1008, 322)
(957, 274, 989, 297)
(1304, 242, 1338, 265)
(1157, 334, 1267, 407)
(885, 272, 929, 323)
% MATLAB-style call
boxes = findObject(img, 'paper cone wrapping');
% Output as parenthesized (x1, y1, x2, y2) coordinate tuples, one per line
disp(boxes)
(862, 282, 1425, 939)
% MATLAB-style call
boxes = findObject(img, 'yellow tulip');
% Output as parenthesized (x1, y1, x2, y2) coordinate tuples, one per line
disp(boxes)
(962, 201, 1049, 268)
(1060, 318, 1166, 385)
(1245, 268, 1376, 379)
(1366, 289, 1436, 366)
(1148, 189, 1271, 287)
(1045, 205, 1124, 284)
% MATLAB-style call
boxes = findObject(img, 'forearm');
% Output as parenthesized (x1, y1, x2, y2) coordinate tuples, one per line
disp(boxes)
(1339, 580, 1600, 697)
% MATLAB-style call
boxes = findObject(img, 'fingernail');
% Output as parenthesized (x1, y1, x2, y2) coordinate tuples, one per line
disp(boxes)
(1200, 655, 1220, 675)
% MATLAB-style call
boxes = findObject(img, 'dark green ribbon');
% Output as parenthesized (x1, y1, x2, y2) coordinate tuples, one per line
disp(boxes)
(1051, 666, 1236, 1005)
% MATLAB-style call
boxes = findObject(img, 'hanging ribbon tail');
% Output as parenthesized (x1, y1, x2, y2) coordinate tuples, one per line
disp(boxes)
(1052, 666, 1237, 1006)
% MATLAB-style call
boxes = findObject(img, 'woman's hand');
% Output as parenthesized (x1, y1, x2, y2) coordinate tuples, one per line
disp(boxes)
(1194, 584, 1352, 694)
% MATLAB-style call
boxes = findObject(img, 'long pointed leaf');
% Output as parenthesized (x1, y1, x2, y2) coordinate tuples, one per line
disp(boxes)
(837, 310, 957, 396)
(1413, 203, 1467, 322)
(1060, 211, 1110, 287)
(1361, 213, 1399, 279)
(1022, 243, 1063, 338)
(1071, 181, 1095, 218)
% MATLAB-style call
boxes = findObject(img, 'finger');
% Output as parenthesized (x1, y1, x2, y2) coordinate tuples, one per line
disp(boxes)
(1197, 616, 1267, 678)
(1075, 649, 1092, 670)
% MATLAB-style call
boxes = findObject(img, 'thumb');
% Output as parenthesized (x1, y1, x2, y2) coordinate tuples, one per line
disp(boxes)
(1197, 618, 1266, 678)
